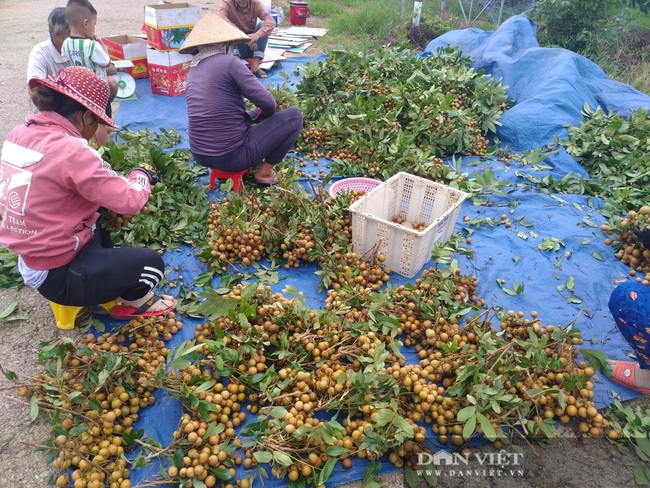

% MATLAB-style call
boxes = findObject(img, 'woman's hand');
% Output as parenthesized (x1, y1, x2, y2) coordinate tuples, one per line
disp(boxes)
(132, 165, 159, 186)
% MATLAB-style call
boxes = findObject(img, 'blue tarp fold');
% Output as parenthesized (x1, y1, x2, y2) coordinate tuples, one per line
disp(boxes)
(425, 15, 650, 150)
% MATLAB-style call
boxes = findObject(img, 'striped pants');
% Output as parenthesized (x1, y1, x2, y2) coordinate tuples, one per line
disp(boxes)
(38, 228, 164, 306)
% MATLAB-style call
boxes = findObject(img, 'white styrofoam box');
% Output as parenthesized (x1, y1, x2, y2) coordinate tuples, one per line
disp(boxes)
(349, 172, 468, 278)
(146, 47, 193, 66)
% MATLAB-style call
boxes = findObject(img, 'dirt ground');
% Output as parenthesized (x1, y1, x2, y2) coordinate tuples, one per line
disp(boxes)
(0, 1, 646, 487)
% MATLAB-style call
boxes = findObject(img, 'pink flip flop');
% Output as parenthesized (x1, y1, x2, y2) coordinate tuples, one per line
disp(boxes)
(109, 294, 174, 319)
(610, 360, 650, 395)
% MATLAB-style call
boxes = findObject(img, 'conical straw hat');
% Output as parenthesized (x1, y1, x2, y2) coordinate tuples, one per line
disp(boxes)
(179, 12, 250, 54)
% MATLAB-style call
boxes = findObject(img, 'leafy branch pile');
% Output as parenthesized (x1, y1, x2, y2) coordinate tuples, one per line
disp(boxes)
(6, 263, 613, 487)
(600, 205, 650, 284)
(9, 313, 182, 488)
(292, 46, 509, 181)
(560, 105, 650, 217)
(604, 400, 650, 486)
(151, 265, 606, 488)
(0, 245, 21, 289)
(99, 129, 210, 250)
(199, 181, 390, 291)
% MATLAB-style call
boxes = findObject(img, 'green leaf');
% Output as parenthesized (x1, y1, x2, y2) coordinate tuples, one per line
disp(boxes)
(29, 395, 38, 421)
(404, 464, 419, 488)
(168, 358, 191, 370)
(273, 451, 293, 467)
(567, 276, 575, 291)
(71, 424, 88, 436)
(269, 406, 288, 419)
(635, 443, 650, 463)
(422, 465, 438, 487)
(211, 468, 233, 481)
(325, 446, 349, 457)
(633, 466, 649, 486)
(457, 406, 476, 422)
(192, 478, 206, 488)
(0, 301, 17, 319)
(319, 458, 337, 485)
(463, 414, 477, 439)
(373, 408, 394, 427)
(283, 285, 297, 296)
(592, 251, 605, 261)
(580, 349, 613, 378)
(477, 413, 497, 441)
(393, 414, 415, 438)
(253, 451, 273, 464)
(193, 380, 216, 394)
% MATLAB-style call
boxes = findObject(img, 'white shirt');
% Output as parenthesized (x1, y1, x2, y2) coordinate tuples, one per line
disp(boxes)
(27, 39, 70, 81)
(17, 256, 48, 289)
(61, 37, 110, 81)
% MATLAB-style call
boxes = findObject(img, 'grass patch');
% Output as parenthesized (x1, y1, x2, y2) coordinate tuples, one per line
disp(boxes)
(327, 0, 412, 49)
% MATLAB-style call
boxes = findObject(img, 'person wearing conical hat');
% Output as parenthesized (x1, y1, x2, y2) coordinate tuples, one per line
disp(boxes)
(218, 0, 276, 78)
(180, 13, 303, 187)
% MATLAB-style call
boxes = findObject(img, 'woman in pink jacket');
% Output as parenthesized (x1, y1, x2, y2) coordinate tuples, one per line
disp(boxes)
(0, 66, 173, 319)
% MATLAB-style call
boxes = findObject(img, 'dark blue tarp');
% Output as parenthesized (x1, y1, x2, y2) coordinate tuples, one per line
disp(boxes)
(109, 15, 650, 486)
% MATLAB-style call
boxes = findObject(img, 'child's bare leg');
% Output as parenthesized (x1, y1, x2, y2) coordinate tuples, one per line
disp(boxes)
(107, 76, 118, 102)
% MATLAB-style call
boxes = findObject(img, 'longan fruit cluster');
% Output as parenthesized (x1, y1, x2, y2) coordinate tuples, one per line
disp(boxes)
(601, 206, 650, 284)
(205, 198, 265, 268)
(21, 314, 181, 488)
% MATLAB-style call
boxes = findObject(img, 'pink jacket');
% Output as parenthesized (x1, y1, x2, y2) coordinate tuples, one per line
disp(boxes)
(0, 112, 151, 270)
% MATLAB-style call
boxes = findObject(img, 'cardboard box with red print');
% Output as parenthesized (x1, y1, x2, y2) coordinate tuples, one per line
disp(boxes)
(146, 48, 192, 97)
(101, 35, 149, 79)
(143, 3, 202, 51)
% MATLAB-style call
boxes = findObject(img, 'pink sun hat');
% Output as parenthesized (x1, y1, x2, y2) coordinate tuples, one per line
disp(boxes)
(28, 66, 118, 130)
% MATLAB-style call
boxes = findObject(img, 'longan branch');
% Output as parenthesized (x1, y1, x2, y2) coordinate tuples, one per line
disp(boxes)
(134, 438, 179, 461)
(1, 394, 100, 425)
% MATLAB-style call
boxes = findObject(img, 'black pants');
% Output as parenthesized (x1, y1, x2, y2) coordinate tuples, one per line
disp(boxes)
(192, 107, 304, 170)
(38, 228, 164, 306)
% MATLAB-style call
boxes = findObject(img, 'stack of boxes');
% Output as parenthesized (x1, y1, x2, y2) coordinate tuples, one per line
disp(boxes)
(143, 3, 202, 96)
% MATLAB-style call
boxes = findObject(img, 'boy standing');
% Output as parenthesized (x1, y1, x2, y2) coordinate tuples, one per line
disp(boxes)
(61, 0, 118, 145)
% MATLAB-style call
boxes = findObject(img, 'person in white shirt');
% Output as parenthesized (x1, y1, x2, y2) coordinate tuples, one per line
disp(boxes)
(26, 8, 70, 84)
(61, 0, 117, 146)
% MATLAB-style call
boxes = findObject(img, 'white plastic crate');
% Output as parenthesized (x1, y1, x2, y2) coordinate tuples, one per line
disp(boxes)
(349, 172, 468, 278)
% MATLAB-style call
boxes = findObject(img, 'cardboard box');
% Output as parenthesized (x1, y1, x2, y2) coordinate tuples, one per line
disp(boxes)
(102, 35, 149, 79)
(146, 48, 193, 96)
(143, 3, 202, 51)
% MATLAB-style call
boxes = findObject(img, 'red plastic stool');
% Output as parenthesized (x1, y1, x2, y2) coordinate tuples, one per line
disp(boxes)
(209, 168, 248, 191)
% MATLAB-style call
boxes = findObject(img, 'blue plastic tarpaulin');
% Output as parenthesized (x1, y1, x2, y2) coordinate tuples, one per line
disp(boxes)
(110, 15, 650, 486)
